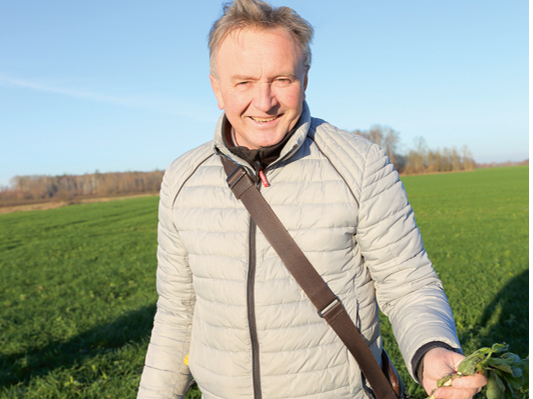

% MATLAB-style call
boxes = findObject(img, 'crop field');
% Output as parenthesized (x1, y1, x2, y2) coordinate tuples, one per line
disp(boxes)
(0, 166, 528, 398)
(380, 166, 529, 398)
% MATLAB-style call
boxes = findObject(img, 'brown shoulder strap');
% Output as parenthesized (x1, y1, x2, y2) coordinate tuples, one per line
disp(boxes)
(221, 156, 398, 399)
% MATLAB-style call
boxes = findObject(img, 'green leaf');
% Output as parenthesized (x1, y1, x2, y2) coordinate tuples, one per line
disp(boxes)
(448, 343, 529, 399)
(502, 378, 519, 399)
(501, 352, 521, 363)
(510, 366, 523, 378)
(505, 375, 523, 390)
(490, 358, 515, 374)
(436, 374, 453, 388)
(491, 343, 509, 354)
(457, 351, 485, 375)
(486, 372, 505, 399)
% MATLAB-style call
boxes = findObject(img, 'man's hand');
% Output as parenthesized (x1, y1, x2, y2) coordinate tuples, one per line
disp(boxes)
(422, 347, 487, 399)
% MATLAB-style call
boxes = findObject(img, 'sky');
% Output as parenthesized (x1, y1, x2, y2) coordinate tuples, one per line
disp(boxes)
(0, 0, 529, 188)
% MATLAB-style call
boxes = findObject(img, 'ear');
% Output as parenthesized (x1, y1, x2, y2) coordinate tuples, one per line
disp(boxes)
(302, 67, 309, 101)
(210, 75, 225, 110)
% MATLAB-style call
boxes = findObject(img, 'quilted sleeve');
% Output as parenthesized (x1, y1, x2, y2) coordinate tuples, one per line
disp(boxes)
(137, 168, 196, 399)
(356, 144, 461, 378)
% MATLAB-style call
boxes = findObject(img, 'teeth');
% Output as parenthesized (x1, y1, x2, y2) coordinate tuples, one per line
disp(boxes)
(251, 116, 277, 122)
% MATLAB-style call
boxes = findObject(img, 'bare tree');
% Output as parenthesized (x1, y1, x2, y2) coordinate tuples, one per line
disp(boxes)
(354, 124, 403, 172)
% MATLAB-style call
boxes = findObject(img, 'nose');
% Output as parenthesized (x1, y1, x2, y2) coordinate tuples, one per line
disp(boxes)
(252, 82, 279, 113)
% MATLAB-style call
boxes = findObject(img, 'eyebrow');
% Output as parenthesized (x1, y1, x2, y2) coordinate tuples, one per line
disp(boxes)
(231, 75, 256, 81)
(230, 73, 299, 81)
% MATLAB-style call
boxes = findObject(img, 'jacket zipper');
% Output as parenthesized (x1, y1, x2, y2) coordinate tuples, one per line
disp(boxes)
(248, 216, 261, 399)
(217, 150, 282, 398)
(248, 171, 262, 399)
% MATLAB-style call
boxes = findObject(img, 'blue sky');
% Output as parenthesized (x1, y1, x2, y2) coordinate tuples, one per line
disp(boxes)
(0, 0, 528, 188)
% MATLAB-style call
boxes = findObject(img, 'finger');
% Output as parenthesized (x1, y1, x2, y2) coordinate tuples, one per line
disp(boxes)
(433, 386, 481, 399)
(452, 374, 487, 389)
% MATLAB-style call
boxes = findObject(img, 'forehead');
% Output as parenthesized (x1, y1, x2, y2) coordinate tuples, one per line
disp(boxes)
(215, 28, 304, 76)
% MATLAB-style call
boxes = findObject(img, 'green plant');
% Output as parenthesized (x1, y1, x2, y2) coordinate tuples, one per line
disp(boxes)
(428, 343, 528, 399)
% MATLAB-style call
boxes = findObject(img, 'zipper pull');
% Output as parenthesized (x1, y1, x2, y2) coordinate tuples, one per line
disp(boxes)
(258, 167, 269, 188)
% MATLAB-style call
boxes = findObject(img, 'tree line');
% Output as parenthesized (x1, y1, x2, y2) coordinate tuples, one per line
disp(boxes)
(1, 125, 478, 206)
(353, 125, 476, 174)
(0, 170, 164, 205)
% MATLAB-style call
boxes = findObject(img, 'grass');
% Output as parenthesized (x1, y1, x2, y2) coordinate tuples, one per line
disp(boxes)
(0, 197, 159, 398)
(0, 166, 528, 398)
(380, 166, 529, 398)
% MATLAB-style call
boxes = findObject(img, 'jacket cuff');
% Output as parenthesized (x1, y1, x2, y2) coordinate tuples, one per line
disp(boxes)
(413, 341, 457, 384)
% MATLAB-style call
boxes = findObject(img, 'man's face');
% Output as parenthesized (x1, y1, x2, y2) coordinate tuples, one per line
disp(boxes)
(210, 28, 308, 150)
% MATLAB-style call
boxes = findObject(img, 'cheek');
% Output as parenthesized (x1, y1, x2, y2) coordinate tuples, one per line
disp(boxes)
(282, 87, 305, 108)
(222, 92, 249, 115)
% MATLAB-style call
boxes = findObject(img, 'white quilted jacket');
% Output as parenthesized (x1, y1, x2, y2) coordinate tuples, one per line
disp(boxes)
(138, 103, 461, 399)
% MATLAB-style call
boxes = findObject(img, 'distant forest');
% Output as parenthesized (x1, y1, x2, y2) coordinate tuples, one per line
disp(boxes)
(0, 125, 526, 206)
(0, 170, 164, 206)
(353, 124, 476, 174)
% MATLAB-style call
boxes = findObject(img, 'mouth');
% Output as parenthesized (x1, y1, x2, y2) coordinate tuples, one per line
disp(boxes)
(249, 115, 280, 123)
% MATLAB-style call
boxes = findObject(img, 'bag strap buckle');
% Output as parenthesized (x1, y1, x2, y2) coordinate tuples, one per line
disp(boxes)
(226, 164, 248, 189)
(318, 296, 341, 318)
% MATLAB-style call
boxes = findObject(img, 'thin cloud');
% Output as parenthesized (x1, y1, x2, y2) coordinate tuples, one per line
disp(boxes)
(0, 75, 131, 105)
(0, 75, 217, 122)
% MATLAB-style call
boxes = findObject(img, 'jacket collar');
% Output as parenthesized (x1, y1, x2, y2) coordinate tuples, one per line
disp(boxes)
(213, 101, 312, 171)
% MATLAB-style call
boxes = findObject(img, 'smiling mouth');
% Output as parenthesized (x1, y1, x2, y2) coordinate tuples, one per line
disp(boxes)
(249, 115, 280, 123)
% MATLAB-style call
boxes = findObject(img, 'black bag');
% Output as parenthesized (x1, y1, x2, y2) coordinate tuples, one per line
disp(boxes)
(381, 350, 409, 399)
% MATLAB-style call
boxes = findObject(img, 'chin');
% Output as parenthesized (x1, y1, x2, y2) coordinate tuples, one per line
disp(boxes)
(256, 134, 286, 148)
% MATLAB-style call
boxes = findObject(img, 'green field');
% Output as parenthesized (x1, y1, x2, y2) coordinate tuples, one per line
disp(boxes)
(380, 166, 529, 398)
(0, 166, 528, 398)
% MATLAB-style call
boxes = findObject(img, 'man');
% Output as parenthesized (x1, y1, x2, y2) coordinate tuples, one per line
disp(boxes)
(138, 1, 487, 398)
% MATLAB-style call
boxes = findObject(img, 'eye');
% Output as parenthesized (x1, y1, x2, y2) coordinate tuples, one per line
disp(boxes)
(234, 81, 252, 91)
(275, 78, 291, 86)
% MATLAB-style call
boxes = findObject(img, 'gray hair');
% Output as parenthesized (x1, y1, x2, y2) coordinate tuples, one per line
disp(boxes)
(208, 0, 314, 76)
